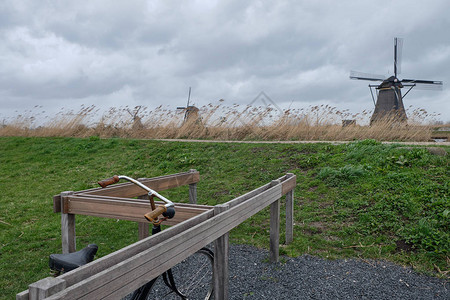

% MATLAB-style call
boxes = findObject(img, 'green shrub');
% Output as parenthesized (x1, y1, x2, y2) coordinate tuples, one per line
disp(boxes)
(318, 165, 368, 187)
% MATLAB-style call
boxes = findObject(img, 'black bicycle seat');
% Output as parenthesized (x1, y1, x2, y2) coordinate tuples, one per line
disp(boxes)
(49, 244, 98, 273)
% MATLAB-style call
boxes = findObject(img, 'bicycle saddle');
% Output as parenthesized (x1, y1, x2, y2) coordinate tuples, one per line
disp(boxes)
(49, 244, 98, 273)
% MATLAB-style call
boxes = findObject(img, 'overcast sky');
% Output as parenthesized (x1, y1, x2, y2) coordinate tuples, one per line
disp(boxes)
(1, 0, 449, 123)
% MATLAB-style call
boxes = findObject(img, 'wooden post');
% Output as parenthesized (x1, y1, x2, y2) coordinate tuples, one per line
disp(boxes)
(285, 173, 295, 244)
(137, 193, 150, 240)
(270, 180, 280, 263)
(138, 223, 149, 240)
(189, 169, 197, 204)
(60, 191, 76, 254)
(213, 204, 229, 300)
(28, 277, 66, 300)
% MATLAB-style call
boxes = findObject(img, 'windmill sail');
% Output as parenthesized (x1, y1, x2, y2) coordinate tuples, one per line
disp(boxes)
(394, 37, 403, 76)
(350, 71, 385, 81)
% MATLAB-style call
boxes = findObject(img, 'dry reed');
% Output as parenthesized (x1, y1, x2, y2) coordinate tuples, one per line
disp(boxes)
(0, 104, 442, 142)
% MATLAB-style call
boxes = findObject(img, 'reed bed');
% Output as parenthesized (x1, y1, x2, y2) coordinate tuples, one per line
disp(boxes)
(0, 104, 441, 142)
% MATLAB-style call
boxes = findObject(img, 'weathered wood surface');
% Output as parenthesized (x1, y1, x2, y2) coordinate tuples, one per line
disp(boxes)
(83, 171, 200, 198)
(285, 183, 294, 244)
(282, 173, 296, 196)
(137, 195, 150, 240)
(61, 191, 76, 254)
(189, 183, 197, 204)
(213, 204, 229, 300)
(189, 169, 198, 204)
(51, 210, 214, 291)
(63, 195, 212, 226)
(138, 223, 149, 240)
(53, 171, 200, 213)
(44, 181, 285, 299)
(16, 290, 29, 300)
(21, 173, 297, 300)
(226, 173, 295, 209)
(28, 277, 66, 300)
(270, 198, 280, 263)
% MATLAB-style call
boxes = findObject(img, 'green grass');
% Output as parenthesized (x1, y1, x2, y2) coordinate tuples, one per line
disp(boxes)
(0, 137, 448, 299)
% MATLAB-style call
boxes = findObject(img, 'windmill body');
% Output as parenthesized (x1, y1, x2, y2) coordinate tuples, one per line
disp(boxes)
(350, 38, 443, 124)
(371, 76, 407, 124)
(177, 87, 202, 125)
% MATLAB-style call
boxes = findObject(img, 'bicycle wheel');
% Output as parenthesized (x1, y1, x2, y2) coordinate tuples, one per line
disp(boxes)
(125, 248, 214, 300)
(160, 248, 214, 300)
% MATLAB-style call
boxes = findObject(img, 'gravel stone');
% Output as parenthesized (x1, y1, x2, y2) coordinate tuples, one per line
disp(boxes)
(228, 244, 449, 299)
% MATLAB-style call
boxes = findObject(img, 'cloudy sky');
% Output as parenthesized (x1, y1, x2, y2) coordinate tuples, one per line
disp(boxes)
(1, 0, 449, 123)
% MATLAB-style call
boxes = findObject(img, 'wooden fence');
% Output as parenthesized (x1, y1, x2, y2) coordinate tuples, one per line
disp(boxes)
(17, 170, 296, 300)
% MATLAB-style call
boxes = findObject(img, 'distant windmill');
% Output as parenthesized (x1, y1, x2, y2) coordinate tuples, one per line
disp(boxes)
(177, 87, 201, 124)
(350, 38, 443, 124)
(126, 106, 144, 130)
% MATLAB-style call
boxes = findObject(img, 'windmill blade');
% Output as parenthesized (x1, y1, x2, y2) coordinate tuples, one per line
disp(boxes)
(394, 37, 403, 76)
(350, 71, 385, 81)
(401, 79, 443, 85)
(187, 87, 191, 107)
(402, 79, 443, 90)
(403, 83, 443, 90)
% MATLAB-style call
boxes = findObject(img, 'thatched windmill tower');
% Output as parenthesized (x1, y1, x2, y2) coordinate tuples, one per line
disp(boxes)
(350, 38, 443, 124)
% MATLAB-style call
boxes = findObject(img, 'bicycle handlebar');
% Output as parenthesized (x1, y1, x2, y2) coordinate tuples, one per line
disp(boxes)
(144, 205, 167, 222)
(97, 175, 120, 188)
(98, 175, 175, 223)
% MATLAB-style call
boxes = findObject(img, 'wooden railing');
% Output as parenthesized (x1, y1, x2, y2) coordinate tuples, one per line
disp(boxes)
(17, 171, 296, 300)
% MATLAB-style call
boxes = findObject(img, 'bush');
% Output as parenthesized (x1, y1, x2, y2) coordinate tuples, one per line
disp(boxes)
(318, 165, 368, 187)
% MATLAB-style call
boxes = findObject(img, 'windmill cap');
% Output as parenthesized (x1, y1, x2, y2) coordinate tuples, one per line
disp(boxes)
(378, 76, 403, 89)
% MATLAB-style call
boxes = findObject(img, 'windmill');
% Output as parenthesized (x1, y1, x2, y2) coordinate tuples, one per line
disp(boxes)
(126, 106, 144, 130)
(350, 38, 443, 124)
(177, 87, 201, 124)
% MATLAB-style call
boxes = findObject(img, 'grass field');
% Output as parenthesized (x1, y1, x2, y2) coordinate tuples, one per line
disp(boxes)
(0, 137, 448, 299)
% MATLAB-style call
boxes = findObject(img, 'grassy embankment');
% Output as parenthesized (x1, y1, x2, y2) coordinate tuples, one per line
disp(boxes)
(0, 137, 448, 299)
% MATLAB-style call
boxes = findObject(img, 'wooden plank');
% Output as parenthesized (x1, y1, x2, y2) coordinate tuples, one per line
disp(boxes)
(15, 290, 29, 300)
(45, 183, 283, 299)
(55, 209, 214, 288)
(52, 171, 201, 213)
(285, 173, 295, 245)
(70, 194, 212, 209)
(29, 277, 66, 300)
(213, 204, 229, 300)
(138, 223, 149, 240)
(53, 195, 61, 213)
(189, 169, 198, 204)
(270, 198, 280, 263)
(80, 171, 200, 198)
(65, 195, 212, 225)
(226, 181, 272, 208)
(189, 183, 197, 204)
(137, 195, 150, 240)
(226, 173, 294, 209)
(281, 173, 296, 195)
(61, 192, 76, 254)
(53, 171, 195, 213)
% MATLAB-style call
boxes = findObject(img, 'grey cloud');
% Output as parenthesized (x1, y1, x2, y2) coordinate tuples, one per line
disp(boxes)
(0, 0, 449, 122)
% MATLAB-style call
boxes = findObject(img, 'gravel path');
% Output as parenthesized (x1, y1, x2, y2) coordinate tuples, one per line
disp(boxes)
(227, 244, 449, 300)
(155, 139, 450, 146)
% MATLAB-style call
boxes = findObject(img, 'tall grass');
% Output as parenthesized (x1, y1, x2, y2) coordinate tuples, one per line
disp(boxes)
(0, 104, 441, 141)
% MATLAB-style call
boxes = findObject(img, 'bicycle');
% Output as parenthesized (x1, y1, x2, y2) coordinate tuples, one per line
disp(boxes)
(49, 175, 214, 300)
